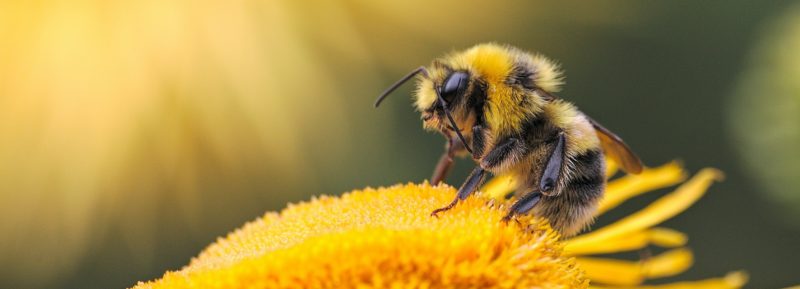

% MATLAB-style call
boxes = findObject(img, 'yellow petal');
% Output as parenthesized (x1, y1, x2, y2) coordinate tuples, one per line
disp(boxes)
(648, 227, 689, 248)
(598, 161, 687, 216)
(642, 248, 694, 279)
(577, 257, 643, 286)
(481, 173, 517, 199)
(564, 227, 687, 256)
(589, 271, 748, 289)
(566, 168, 722, 249)
(576, 248, 693, 286)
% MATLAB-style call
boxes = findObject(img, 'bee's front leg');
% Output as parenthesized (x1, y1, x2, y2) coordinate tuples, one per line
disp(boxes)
(431, 135, 524, 217)
(471, 124, 486, 159)
(431, 166, 486, 217)
(431, 123, 485, 185)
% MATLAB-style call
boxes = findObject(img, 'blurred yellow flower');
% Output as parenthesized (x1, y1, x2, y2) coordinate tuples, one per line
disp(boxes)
(131, 162, 746, 289)
(729, 2, 800, 223)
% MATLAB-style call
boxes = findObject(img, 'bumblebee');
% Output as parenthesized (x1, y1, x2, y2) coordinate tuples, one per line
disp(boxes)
(375, 43, 643, 236)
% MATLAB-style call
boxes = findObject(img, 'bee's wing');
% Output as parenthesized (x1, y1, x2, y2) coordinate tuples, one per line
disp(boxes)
(587, 117, 644, 174)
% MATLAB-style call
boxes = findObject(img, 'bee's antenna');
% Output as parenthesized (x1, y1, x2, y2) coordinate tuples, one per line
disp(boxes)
(437, 94, 473, 154)
(374, 66, 429, 108)
(374, 66, 472, 154)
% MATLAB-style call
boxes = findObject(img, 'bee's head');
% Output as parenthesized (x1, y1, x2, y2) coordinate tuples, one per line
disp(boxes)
(417, 44, 564, 134)
(375, 43, 564, 150)
(415, 67, 484, 138)
(374, 64, 481, 153)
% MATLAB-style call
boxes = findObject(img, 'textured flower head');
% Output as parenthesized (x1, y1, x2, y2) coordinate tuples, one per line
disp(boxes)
(132, 162, 747, 289)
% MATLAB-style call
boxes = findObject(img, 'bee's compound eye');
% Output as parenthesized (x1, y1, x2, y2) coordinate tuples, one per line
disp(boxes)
(441, 71, 469, 101)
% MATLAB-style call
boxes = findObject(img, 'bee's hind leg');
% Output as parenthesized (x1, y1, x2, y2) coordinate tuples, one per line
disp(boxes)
(431, 166, 486, 217)
(502, 191, 542, 222)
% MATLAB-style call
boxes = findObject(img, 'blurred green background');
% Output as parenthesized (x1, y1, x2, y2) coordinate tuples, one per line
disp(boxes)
(1, 1, 798, 288)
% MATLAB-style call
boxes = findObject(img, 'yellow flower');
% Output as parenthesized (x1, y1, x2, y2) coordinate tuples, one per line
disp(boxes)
(131, 162, 746, 289)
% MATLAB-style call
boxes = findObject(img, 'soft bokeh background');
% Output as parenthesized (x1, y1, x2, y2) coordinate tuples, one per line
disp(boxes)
(1, 1, 798, 288)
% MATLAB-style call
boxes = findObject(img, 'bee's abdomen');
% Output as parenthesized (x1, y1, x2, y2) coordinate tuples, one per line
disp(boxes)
(564, 149, 605, 201)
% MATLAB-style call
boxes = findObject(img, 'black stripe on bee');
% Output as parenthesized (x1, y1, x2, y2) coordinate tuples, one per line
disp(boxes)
(562, 149, 605, 204)
(520, 116, 560, 148)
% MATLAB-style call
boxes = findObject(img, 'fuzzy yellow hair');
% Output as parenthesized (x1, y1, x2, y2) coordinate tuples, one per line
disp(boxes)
(414, 43, 564, 136)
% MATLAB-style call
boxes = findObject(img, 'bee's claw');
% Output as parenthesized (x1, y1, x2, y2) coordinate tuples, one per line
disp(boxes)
(501, 212, 524, 226)
(430, 195, 461, 218)
(501, 213, 514, 223)
(430, 205, 453, 218)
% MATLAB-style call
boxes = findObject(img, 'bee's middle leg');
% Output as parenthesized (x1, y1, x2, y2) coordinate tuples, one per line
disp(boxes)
(502, 191, 542, 222)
